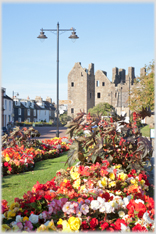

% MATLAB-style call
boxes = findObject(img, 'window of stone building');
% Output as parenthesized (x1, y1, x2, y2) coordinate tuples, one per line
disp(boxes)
(102, 82, 105, 86)
(18, 117, 21, 122)
(115, 93, 117, 98)
(27, 109, 30, 116)
(90, 93, 92, 98)
(71, 108, 74, 113)
(97, 93, 101, 98)
(71, 82, 74, 87)
(81, 72, 83, 76)
(96, 81, 99, 87)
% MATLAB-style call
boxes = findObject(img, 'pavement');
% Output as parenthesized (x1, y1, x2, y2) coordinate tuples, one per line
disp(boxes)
(33, 126, 68, 140)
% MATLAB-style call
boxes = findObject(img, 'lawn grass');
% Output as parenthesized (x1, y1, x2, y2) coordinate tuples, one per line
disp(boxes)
(2, 152, 74, 206)
(140, 124, 151, 137)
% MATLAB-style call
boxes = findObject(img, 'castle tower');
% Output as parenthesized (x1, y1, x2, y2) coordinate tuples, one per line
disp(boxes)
(128, 67, 135, 85)
(67, 62, 95, 117)
(112, 67, 119, 86)
(118, 69, 126, 84)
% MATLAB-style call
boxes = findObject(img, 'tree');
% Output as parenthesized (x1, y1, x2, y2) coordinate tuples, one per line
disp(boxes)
(128, 61, 154, 112)
(88, 102, 115, 116)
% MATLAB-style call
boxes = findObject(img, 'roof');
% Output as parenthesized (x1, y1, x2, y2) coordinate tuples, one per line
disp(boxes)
(3, 95, 13, 101)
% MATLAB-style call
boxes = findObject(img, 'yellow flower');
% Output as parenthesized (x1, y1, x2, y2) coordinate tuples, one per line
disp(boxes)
(130, 179, 138, 185)
(68, 217, 81, 231)
(5, 154, 10, 162)
(118, 172, 128, 181)
(109, 172, 115, 180)
(70, 172, 80, 180)
(73, 178, 81, 189)
(63, 179, 68, 183)
(108, 181, 116, 188)
(80, 185, 86, 191)
(2, 224, 10, 231)
(47, 220, 57, 231)
(115, 164, 122, 169)
(57, 218, 63, 225)
(7, 210, 16, 218)
(101, 177, 107, 187)
(10, 202, 19, 210)
(62, 220, 72, 232)
(37, 224, 48, 232)
(140, 179, 145, 185)
(23, 216, 29, 222)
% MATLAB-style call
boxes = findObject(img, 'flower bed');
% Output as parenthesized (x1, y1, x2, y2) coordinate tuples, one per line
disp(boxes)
(2, 110, 154, 231)
(2, 161, 154, 232)
(2, 137, 72, 176)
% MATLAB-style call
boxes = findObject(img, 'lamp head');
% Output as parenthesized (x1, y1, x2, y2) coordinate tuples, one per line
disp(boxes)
(69, 31, 79, 40)
(37, 28, 47, 39)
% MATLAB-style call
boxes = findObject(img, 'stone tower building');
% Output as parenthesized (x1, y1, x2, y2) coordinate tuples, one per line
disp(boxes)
(68, 62, 144, 119)
(68, 62, 95, 117)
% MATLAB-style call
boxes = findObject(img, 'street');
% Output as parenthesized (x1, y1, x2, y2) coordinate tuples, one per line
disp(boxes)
(33, 126, 68, 140)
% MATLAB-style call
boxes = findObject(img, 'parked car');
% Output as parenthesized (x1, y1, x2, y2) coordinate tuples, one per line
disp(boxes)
(2, 127, 8, 136)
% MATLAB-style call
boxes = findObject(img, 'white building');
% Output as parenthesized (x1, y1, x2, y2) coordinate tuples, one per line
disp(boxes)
(59, 104, 68, 115)
(35, 97, 50, 122)
(2, 88, 13, 127)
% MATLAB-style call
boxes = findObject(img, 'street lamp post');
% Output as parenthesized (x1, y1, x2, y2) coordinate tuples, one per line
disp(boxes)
(37, 22, 79, 137)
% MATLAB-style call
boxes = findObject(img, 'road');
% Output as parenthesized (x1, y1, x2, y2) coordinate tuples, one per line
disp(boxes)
(33, 126, 68, 140)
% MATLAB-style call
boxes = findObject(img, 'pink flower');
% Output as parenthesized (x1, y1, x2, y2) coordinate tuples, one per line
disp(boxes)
(16, 222, 23, 230)
(62, 201, 74, 214)
(24, 221, 33, 231)
(80, 204, 89, 215)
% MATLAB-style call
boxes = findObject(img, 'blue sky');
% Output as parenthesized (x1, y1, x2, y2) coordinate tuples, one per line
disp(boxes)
(2, 2, 154, 103)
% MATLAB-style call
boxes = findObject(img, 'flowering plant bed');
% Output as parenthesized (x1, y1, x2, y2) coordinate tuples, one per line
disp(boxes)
(2, 108, 154, 232)
(2, 161, 154, 232)
(2, 137, 71, 176)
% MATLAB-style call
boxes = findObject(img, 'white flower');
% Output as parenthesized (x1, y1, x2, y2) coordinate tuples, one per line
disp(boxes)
(118, 211, 125, 218)
(104, 202, 114, 213)
(90, 200, 100, 210)
(29, 214, 39, 224)
(16, 215, 23, 223)
(123, 195, 132, 206)
(99, 206, 106, 213)
(10, 221, 17, 227)
(97, 196, 105, 207)
(57, 145, 61, 149)
(135, 199, 144, 204)
(120, 223, 130, 232)
(143, 212, 154, 224)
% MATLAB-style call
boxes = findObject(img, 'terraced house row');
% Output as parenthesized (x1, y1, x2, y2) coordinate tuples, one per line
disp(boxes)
(1, 88, 56, 127)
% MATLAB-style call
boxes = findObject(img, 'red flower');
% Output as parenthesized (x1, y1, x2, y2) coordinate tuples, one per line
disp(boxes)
(132, 223, 148, 232)
(4, 162, 8, 167)
(8, 167, 12, 172)
(114, 219, 127, 230)
(44, 194, 52, 201)
(90, 218, 98, 230)
(82, 221, 89, 230)
(100, 222, 109, 230)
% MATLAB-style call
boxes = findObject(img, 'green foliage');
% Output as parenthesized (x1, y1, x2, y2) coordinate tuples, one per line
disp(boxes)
(88, 102, 115, 116)
(59, 112, 72, 125)
(65, 109, 153, 173)
(128, 61, 154, 111)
